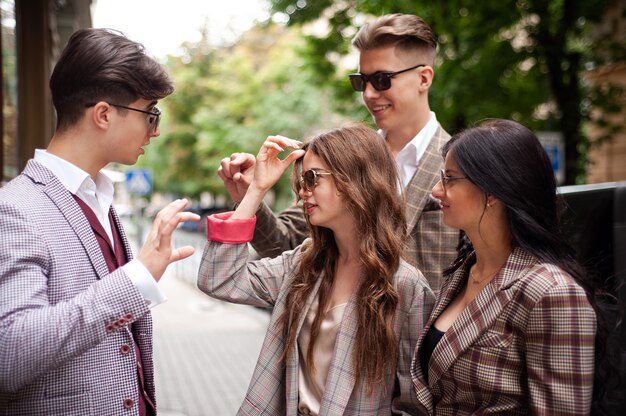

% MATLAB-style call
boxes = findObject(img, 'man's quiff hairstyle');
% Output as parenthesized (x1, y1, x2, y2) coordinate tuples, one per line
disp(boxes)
(352, 13, 438, 65)
(49, 28, 174, 132)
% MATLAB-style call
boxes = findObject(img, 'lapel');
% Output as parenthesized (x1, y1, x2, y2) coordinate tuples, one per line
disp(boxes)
(285, 275, 324, 416)
(24, 160, 111, 280)
(318, 289, 360, 415)
(110, 205, 133, 262)
(404, 125, 449, 232)
(418, 248, 536, 390)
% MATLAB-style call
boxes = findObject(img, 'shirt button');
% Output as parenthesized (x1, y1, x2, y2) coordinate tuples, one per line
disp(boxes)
(120, 344, 132, 355)
(123, 398, 134, 409)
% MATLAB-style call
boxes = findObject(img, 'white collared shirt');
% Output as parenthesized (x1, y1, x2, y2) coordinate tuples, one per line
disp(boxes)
(389, 111, 439, 188)
(34, 149, 166, 308)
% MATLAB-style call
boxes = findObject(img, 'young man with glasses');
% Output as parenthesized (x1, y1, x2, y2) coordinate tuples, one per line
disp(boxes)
(0, 28, 199, 415)
(218, 14, 459, 292)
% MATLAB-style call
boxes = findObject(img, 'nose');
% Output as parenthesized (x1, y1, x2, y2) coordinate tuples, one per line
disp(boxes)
(432, 180, 445, 199)
(150, 125, 160, 138)
(362, 81, 380, 100)
(298, 186, 312, 200)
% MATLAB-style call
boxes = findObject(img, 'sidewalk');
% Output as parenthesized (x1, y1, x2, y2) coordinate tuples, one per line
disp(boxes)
(152, 270, 269, 416)
(126, 222, 270, 416)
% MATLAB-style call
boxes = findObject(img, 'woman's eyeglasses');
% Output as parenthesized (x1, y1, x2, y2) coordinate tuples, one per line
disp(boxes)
(439, 169, 468, 191)
(349, 64, 425, 92)
(299, 169, 333, 192)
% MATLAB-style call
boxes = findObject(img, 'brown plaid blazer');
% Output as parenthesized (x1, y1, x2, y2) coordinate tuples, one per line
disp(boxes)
(410, 247, 596, 415)
(250, 124, 459, 293)
(0, 160, 154, 415)
(198, 238, 435, 415)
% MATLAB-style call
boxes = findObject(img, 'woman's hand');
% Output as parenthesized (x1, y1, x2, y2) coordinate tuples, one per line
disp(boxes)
(231, 135, 305, 219)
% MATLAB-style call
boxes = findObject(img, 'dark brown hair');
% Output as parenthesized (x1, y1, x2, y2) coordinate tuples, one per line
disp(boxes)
(279, 124, 406, 390)
(352, 13, 438, 65)
(49, 28, 174, 132)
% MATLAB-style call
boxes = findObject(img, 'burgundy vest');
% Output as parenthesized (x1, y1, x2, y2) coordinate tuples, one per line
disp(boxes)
(73, 196, 155, 416)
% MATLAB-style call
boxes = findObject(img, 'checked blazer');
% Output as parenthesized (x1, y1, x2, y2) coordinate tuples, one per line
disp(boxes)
(198, 234, 435, 416)
(410, 247, 597, 415)
(250, 124, 459, 293)
(0, 160, 154, 416)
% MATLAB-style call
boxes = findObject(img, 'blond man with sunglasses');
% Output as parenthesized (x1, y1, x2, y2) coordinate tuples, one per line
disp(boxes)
(219, 14, 459, 293)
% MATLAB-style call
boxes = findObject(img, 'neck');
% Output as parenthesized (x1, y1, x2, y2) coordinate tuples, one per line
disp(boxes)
(47, 131, 105, 178)
(470, 234, 513, 281)
(332, 226, 360, 265)
(384, 109, 431, 155)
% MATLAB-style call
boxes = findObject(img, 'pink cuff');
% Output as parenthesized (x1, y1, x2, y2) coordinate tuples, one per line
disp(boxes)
(206, 211, 257, 243)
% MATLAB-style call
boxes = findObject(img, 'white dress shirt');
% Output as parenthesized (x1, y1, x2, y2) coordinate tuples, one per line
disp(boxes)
(34, 149, 166, 308)
(386, 111, 439, 188)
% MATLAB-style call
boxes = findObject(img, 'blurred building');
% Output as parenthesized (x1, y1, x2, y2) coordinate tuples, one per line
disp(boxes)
(586, 0, 626, 183)
(1, 0, 93, 184)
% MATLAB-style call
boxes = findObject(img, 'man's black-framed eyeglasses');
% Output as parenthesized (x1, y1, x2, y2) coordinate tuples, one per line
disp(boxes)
(440, 169, 468, 191)
(349, 64, 425, 92)
(85, 102, 161, 132)
(299, 169, 333, 192)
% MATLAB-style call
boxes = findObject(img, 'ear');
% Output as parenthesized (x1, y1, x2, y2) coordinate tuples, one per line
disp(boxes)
(418, 65, 434, 91)
(486, 194, 500, 208)
(90, 101, 111, 131)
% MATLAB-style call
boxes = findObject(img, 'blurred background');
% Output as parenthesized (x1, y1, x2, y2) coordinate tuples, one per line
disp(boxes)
(2, 1, 625, 414)
(3, 0, 626, 211)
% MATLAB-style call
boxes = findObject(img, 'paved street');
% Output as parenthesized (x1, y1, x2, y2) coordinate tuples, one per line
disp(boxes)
(126, 221, 270, 416)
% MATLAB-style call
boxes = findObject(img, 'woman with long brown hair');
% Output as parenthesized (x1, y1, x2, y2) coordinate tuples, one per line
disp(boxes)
(198, 124, 434, 415)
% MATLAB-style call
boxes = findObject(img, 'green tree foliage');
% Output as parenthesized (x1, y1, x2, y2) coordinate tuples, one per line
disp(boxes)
(270, 0, 624, 184)
(139, 23, 340, 207)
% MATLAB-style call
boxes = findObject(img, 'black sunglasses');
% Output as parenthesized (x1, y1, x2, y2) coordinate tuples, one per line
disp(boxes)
(349, 64, 425, 92)
(85, 102, 161, 133)
(299, 169, 333, 192)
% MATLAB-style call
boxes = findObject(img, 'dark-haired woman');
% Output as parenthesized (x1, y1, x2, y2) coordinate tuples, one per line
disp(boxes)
(198, 125, 434, 415)
(411, 119, 599, 415)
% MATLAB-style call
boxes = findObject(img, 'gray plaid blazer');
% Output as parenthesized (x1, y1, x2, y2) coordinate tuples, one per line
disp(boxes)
(410, 247, 596, 415)
(198, 238, 435, 415)
(0, 160, 153, 416)
(251, 124, 459, 293)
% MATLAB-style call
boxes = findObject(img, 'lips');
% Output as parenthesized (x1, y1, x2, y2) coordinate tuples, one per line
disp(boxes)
(304, 202, 317, 214)
(369, 104, 391, 115)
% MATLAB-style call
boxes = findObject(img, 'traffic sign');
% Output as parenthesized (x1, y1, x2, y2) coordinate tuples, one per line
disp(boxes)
(125, 169, 153, 196)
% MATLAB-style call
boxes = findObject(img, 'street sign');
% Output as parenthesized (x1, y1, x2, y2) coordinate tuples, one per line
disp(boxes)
(537, 131, 565, 185)
(125, 169, 153, 196)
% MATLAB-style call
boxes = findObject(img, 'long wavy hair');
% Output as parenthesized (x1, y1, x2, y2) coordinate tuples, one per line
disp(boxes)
(278, 124, 406, 389)
(442, 119, 617, 414)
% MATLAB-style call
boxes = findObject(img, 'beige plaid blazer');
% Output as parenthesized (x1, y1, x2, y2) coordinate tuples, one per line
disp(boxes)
(0, 161, 154, 415)
(198, 238, 435, 415)
(251, 124, 459, 293)
(410, 247, 596, 415)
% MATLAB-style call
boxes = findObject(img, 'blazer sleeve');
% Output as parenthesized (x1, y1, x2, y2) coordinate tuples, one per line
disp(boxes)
(526, 282, 596, 414)
(250, 201, 309, 259)
(392, 264, 435, 415)
(198, 226, 305, 309)
(0, 203, 149, 393)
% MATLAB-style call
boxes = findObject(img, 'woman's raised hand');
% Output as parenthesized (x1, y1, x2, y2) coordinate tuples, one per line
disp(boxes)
(251, 135, 305, 192)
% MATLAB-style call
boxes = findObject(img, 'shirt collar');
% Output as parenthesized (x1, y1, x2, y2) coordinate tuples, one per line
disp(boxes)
(396, 111, 438, 165)
(34, 149, 115, 201)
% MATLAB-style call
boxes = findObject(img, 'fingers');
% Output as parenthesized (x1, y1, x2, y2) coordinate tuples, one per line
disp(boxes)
(284, 149, 306, 164)
(265, 135, 303, 151)
(170, 245, 196, 262)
